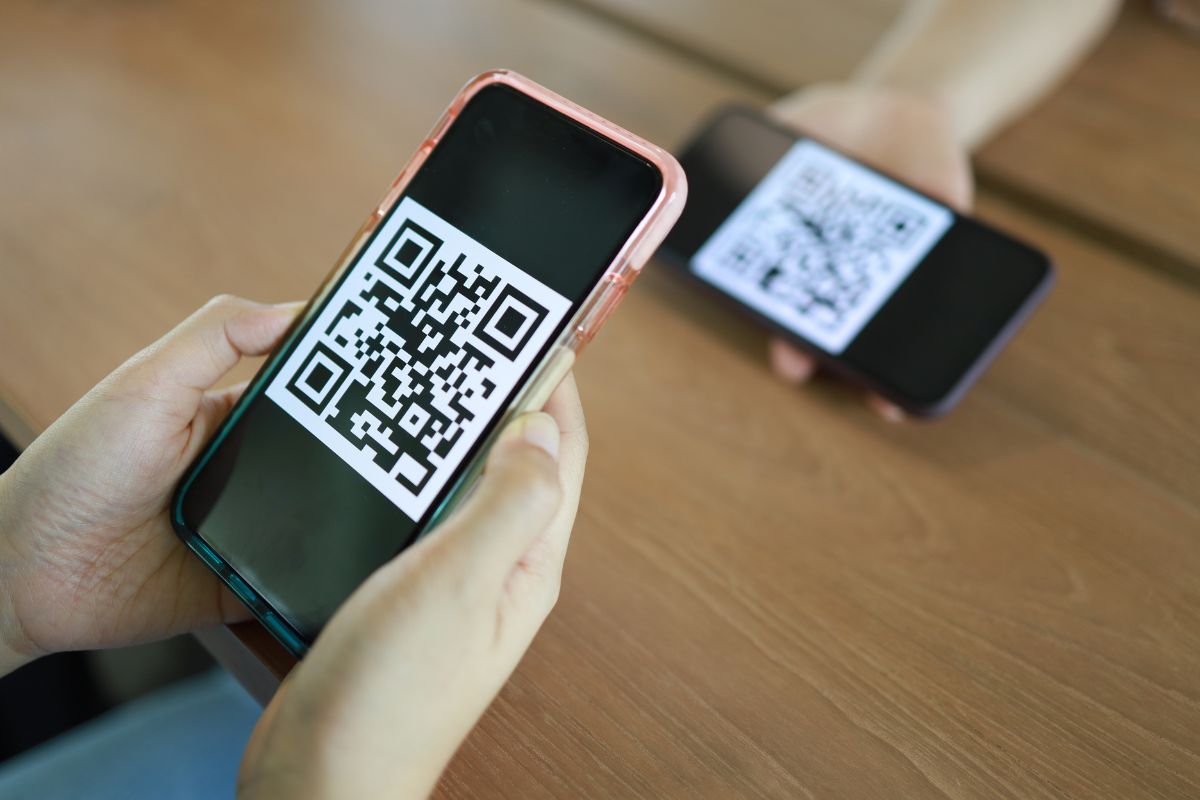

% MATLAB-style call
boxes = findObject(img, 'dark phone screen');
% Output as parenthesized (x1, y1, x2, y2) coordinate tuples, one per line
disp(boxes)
(177, 83, 662, 643)
(661, 108, 1050, 411)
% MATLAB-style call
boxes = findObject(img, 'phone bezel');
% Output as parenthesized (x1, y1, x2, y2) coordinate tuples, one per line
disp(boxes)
(170, 70, 687, 656)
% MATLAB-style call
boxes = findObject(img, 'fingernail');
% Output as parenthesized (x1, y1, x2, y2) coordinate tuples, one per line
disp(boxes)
(770, 344, 815, 384)
(520, 413, 560, 460)
(869, 396, 906, 423)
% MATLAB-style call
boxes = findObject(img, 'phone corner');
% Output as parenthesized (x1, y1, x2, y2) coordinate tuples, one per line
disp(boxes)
(461, 68, 516, 91)
(1036, 254, 1058, 294)
(901, 393, 960, 420)
(661, 153, 689, 215)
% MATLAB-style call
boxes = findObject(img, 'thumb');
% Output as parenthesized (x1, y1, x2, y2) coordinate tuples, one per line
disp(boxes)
(768, 338, 817, 384)
(434, 412, 563, 590)
(130, 295, 304, 393)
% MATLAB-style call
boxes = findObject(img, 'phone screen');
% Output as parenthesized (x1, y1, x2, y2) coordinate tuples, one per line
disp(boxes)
(662, 108, 1051, 414)
(177, 83, 662, 642)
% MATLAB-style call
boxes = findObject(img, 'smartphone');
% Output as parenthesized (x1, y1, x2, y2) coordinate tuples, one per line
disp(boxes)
(171, 70, 686, 655)
(659, 107, 1053, 417)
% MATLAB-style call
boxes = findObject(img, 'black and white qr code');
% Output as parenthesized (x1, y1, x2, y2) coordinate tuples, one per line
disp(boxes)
(691, 139, 953, 354)
(266, 197, 571, 520)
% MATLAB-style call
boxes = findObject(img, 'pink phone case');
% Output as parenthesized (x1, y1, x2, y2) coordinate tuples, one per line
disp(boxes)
(296, 69, 687, 523)
(171, 70, 687, 656)
(382, 69, 687, 350)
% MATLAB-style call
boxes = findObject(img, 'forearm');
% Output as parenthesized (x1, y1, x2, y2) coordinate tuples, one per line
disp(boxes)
(853, 0, 1120, 149)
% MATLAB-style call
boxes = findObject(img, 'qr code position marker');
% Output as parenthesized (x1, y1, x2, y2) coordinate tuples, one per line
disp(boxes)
(267, 197, 571, 520)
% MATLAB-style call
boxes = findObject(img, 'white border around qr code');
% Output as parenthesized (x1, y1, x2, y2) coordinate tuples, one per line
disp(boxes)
(266, 197, 571, 521)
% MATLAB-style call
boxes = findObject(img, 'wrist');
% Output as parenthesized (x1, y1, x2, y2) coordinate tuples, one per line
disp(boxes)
(776, 81, 953, 118)
(772, 82, 963, 146)
(239, 736, 444, 800)
(0, 471, 39, 676)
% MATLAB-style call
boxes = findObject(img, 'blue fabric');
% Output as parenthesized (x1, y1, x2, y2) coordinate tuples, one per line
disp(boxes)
(0, 669, 261, 800)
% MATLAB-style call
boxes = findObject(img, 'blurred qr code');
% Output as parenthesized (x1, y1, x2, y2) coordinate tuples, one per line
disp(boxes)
(266, 197, 571, 520)
(691, 139, 953, 354)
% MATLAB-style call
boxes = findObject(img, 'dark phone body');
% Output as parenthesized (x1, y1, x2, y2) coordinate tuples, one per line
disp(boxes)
(171, 78, 667, 654)
(660, 107, 1054, 417)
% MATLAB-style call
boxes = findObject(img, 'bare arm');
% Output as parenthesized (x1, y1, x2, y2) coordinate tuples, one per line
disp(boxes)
(852, 0, 1120, 148)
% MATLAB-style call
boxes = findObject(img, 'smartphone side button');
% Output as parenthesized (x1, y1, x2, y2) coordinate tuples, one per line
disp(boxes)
(260, 610, 308, 657)
(225, 572, 260, 610)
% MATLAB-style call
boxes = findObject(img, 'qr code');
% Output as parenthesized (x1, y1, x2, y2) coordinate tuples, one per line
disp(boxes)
(691, 139, 953, 354)
(266, 197, 571, 520)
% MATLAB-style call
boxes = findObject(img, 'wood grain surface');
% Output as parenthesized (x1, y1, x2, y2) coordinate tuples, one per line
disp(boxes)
(1, 1, 1197, 798)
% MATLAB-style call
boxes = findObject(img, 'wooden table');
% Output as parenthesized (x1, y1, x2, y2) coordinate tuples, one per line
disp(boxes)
(3, 1, 1199, 797)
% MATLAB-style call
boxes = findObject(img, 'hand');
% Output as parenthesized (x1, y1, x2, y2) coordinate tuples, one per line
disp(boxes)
(237, 377, 587, 800)
(0, 296, 301, 673)
(766, 83, 974, 421)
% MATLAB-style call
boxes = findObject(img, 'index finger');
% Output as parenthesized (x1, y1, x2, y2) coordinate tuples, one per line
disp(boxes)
(542, 372, 587, 495)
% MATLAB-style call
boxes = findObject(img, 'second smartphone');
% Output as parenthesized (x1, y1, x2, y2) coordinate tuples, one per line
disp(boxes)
(172, 71, 686, 654)
(660, 107, 1053, 417)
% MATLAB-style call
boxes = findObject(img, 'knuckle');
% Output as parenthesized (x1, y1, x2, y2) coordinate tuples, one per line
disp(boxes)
(502, 450, 562, 513)
(203, 293, 249, 317)
(527, 455, 563, 502)
(540, 571, 563, 614)
(201, 322, 231, 371)
(204, 293, 236, 311)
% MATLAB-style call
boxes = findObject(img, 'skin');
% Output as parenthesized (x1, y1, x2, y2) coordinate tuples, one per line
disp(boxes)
(0, 296, 301, 668)
(238, 400, 584, 798)
(0, 92, 1007, 795)
(854, 0, 1119, 150)
(0, 3, 1117, 777)
(0, 295, 587, 796)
